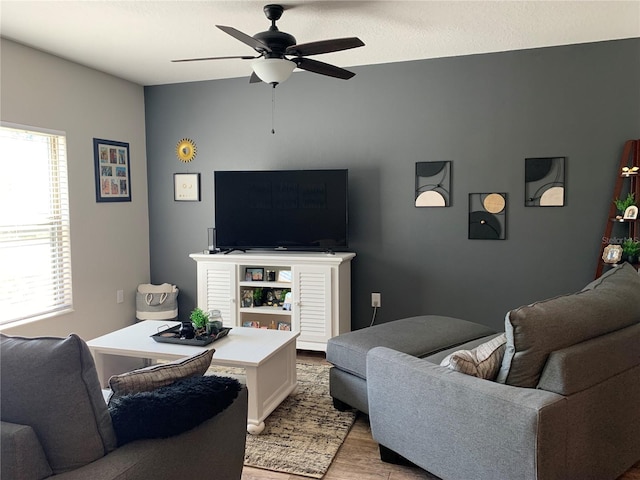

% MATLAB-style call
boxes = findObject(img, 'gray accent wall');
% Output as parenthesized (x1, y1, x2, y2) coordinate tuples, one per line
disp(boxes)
(145, 38, 640, 332)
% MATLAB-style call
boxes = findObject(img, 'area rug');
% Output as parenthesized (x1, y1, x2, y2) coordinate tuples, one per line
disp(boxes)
(207, 360, 356, 478)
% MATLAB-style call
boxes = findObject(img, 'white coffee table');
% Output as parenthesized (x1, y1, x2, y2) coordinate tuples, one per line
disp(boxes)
(87, 320, 299, 434)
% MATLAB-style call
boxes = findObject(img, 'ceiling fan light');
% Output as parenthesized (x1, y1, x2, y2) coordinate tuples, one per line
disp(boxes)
(251, 58, 295, 85)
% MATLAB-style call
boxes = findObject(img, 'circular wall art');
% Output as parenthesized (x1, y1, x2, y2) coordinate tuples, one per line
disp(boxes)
(482, 193, 506, 214)
(176, 138, 197, 162)
(469, 192, 507, 240)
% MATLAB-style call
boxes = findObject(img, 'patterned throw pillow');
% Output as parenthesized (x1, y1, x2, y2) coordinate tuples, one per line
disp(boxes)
(108, 349, 215, 403)
(440, 334, 507, 380)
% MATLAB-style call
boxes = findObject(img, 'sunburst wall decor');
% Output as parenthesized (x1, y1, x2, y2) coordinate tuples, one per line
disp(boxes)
(176, 138, 197, 162)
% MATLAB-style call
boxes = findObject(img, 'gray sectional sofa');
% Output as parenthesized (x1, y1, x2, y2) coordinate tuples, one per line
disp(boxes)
(329, 263, 640, 480)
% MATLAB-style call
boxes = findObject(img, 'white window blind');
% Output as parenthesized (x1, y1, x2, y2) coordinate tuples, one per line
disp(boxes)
(0, 124, 73, 325)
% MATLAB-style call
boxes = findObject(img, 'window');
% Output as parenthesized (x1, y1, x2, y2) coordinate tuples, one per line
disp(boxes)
(0, 123, 73, 325)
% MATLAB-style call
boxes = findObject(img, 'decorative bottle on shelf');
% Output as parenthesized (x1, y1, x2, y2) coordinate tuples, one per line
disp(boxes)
(269, 320, 276, 330)
(207, 309, 223, 335)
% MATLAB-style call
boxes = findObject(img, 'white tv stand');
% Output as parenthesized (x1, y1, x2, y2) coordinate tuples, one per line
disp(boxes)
(190, 251, 355, 351)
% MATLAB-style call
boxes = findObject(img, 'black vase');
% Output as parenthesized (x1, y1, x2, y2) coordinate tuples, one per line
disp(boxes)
(179, 321, 195, 339)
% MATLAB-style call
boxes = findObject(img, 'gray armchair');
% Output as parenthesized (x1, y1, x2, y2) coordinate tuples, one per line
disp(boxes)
(1, 333, 248, 480)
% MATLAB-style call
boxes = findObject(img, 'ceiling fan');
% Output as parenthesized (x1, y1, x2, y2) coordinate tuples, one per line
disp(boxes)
(172, 4, 365, 86)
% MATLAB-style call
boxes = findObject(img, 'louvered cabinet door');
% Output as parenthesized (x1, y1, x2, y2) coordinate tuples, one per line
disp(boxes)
(292, 265, 332, 345)
(197, 262, 237, 327)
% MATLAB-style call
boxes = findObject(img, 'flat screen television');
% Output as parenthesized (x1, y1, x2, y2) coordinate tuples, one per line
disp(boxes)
(214, 169, 348, 252)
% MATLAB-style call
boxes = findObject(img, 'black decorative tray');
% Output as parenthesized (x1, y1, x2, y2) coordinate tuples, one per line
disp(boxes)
(151, 325, 231, 346)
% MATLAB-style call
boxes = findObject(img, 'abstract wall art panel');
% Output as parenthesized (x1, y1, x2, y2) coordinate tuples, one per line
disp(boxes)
(469, 193, 507, 240)
(415, 161, 451, 207)
(525, 157, 565, 207)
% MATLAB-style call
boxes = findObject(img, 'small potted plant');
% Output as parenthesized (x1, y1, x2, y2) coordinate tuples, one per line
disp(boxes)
(190, 307, 210, 337)
(253, 288, 263, 307)
(614, 193, 635, 218)
(622, 238, 640, 264)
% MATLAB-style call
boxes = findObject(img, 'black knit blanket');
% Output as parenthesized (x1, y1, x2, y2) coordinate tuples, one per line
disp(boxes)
(108, 375, 241, 445)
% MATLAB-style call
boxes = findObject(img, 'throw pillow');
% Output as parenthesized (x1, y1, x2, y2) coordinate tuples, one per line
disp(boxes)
(496, 262, 640, 388)
(108, 375, 241, 446)
(0, 333, 117, 474)
(108, 348, 215, 404)
(440, 333, 507, 380)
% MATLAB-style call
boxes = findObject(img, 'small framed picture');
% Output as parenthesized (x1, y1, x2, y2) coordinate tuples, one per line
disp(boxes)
(241, 290, 253, 308)
(623, 205, 638, 220)
(277, 322, 291, 331)
(277, 270, 292, 282)
(245, 267, 264, 281)
(93, 138, 131, 203)
(282, 291, 292, 311)
(174, 173, 200, 201)
(602, 244, 623, 264)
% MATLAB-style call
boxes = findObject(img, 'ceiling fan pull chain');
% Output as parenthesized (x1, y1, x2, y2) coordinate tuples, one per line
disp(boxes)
(271, 84, 276, 134)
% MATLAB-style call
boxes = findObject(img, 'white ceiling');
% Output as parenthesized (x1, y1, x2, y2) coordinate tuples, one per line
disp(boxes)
(1, 1, 639, 86)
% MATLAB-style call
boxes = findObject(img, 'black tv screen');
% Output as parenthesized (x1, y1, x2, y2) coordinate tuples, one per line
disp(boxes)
(214, 169, 348, 251)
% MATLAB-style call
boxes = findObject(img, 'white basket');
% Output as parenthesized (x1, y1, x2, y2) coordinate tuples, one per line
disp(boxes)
(135, 283, 179, 320)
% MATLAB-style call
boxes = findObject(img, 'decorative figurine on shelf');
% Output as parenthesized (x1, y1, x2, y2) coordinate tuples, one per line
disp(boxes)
(265, 289, 275, 306)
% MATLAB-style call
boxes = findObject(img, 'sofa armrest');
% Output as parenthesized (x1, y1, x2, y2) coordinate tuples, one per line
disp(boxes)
(367, 347, 568, 480)
(54, 386, 248, 480)
(1, 421, 53, 480)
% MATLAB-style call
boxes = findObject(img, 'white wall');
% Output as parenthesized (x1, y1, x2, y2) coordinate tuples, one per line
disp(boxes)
(0, 39, 150, 340)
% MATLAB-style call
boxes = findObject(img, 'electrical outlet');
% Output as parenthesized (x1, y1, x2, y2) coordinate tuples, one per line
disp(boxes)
(371, 292, 381, 308)
(116, 289, 124, 304)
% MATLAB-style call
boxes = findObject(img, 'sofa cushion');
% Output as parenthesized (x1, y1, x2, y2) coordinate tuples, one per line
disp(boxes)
(0, 421, 53, 480)
(440, 333, 506, 379)
(538, 322, 640, 396)
(108, 375, 241, 446)
(0, 333, 117, 474)
(108, 348, 215, 403)
(496, 263, 640, 388)
(327, 315, 496, 379)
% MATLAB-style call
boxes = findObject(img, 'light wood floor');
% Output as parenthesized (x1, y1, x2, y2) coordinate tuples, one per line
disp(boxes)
(241, 351, 640, 480)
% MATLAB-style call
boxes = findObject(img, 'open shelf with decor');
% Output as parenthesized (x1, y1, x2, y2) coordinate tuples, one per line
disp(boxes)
(596, 139, 640, 278)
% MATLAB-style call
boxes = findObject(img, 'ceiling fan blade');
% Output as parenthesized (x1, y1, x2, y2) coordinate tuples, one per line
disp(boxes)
(216, 25, 272, 53)
(286, 37, 364, 57)
(249, 72, 262, 84)
(172, 55, 258, 63)
(293, 57, 356, 80)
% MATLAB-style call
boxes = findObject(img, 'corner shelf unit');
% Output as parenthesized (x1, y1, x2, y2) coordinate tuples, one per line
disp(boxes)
(190, 251, 355, 351)
(595, 139, 640, 278)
